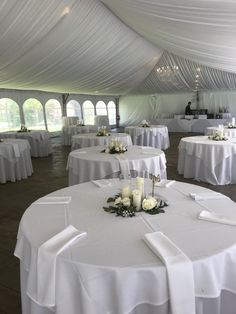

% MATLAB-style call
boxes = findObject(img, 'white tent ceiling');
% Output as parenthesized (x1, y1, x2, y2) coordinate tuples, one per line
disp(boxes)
(0, 0, 236, 96)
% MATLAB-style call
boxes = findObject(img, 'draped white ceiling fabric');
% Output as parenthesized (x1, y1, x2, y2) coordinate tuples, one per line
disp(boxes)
(0, 0, 236, 95)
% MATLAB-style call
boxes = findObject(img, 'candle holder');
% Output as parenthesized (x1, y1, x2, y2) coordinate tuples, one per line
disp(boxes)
(150, 174, 160, 197)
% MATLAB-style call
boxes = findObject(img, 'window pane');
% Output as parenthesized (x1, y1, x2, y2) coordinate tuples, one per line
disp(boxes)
(66, 100, 82, 118)
(45, 99, 62, 132)
(0, 98, 21, 131)
(96, 101, 107, 116)
(107, 101, 116, 125)
(23, 98, 45, 130)
(82, 101, 95, 125)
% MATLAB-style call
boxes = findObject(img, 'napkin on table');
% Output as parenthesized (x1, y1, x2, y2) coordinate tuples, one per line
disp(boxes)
(144, 232, 195, 314)
(115, 155, 131, 177)
(155, 179, 176, 188)
(190, 192, 228, 201)
(11, 143, 20, 157)
(35, 196, 71, 204)
(92, 179, 113, 188)
(199, 210, 236, 226)
(28, 225, 87, 307)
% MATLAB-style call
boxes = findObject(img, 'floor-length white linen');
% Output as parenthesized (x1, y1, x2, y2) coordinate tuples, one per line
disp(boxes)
(71, 133, 132, 150)
(66, 145, 166, 185)
(15, 180, 236, 314)
(0, 130, 52, 157)
(0, 139, 33, 183)
(125, 125, 169, 149)
(178, 136, 236, 185)
(62, 125, 99, 145)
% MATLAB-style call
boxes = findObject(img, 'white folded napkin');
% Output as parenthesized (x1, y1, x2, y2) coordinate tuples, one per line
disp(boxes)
(35, 196, 71, 204)
(155, 179, 176, 188)
(190, 192, 228, 201)
(115, 155, 131, 176)
(144, 232, 195, 314)
(30, 225, 87, 307)
(11, 143, 20, 157)
(92, 179, 113, 188)
(199, 210, 236, 226)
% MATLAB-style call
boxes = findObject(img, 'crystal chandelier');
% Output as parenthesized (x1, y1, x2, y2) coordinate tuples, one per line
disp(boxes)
(156, 65, 179, 81)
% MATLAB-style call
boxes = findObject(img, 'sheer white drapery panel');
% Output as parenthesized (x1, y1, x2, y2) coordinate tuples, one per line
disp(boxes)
(0, 0, 162, 95)
(131, 52, 236, 94)
(101, 0, 236, 73)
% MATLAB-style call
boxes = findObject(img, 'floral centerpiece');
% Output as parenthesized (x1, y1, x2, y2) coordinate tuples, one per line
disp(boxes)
(208, 131, 227, 141)
(103, 176, 168, 217)
(101, 139, 127, 154)
(18, 124, 30, 132)
(77, 119, 85, 126)
(96, 126, 110, 136)
(140, 120, 150, 127)
(227, 123, 236, 129)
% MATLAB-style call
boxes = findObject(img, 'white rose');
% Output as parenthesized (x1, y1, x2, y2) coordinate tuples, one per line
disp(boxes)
(122, 197, 131, 207)
(115, 147, 120, 152)
(142, 197, 157, 211)
(114, 197, 122, 205)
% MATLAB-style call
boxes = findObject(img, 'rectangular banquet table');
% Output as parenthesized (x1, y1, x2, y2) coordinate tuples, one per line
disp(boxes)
(15, 179, 236, 314)
(67, 145, 167, 185)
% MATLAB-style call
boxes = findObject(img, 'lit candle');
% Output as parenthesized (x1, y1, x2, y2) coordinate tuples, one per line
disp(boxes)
(121, 185, 131, 198)
(232, 118, 235, 126)
(132, 189, 142, 211)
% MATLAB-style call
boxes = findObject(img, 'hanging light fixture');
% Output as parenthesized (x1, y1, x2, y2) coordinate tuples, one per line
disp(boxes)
(156, 65, 179, 81)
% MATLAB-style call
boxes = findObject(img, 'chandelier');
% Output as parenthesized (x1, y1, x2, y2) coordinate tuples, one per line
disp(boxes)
(156, 65, 179, 81)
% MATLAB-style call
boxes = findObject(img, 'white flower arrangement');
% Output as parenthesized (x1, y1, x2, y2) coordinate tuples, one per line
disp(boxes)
(140, 120, 150, 127)
(18, 124, 30, 132)
(208, 131, 227, 141)
(102, 139, 127, 154)
(97, 126, 110, 136)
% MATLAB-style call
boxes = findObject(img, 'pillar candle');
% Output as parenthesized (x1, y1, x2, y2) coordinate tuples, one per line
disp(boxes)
(132, 189, 142, 211)
(121, 185, 131, 198)
(136, 177, 144, 198)
(232, 118, 235, 126)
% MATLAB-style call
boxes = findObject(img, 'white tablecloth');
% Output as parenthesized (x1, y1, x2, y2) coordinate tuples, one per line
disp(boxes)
(94, 115, 110, 130)
(0, 139, 33, 183)
(124, 125, 170, 149)
(71, 133, 132, 150)
(67, 145, 166, 185)
(205, 126, 236, 138)
(147, 118, 233, 133)
(0, 130, 52, 157)
(62, 116, 78, 127)
(178, 136, 236, 185)
(15, 180, 236, 314)
(62, 125, 98, 145)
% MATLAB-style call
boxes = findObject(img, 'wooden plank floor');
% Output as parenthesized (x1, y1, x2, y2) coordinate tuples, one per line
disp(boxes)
(0, 133, 235, 314)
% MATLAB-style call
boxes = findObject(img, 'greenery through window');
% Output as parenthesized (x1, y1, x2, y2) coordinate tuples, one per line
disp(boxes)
(0, 98, 21, 131)
(66, 100, 82, 118)
(107, 101, 116, 125)
(82, 101, 95, 125)
(45, 99, 62, 132)
(96, 101, 107, 116)
(23, 98, 45, 130)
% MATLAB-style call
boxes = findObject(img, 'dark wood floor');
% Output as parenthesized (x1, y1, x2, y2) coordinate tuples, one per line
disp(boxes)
(0, 133, 235, 314)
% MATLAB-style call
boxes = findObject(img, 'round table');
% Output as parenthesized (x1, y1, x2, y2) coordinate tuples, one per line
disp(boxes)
(71, 133, 132, 150)
(62, 125, 99, 145)
(0, 130, 52, 157)
(0, 139, 33, 183)
(205, 126, 236, 138)
(178, 135, 236, 185)
(15, 179, 236, 314)
(124, 125, 170, 149)
(67, 145, 166, 185)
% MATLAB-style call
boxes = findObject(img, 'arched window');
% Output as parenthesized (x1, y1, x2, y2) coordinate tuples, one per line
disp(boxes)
(0, 98, 21, 131)
(82, 101, 95, 125)
(66, 100, 82, 118)
(23, 98, 45, 130)
(96, 101, 107, 116)
(107, 101, 116, 125)
(45, 99, 62, 132)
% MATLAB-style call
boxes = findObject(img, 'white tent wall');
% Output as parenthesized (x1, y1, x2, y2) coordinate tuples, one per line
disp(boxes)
(119, 91, 236, 126)
(119, 93, 194, 126)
